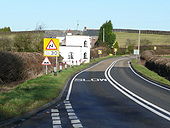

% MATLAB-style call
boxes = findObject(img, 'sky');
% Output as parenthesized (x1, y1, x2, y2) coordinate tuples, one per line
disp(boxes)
(1, 0, 170, 31)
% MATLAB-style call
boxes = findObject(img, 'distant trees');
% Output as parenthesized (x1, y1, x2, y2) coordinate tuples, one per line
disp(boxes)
(96, 20, 116, 48)
(14, 34, 33, 52)
(14, 33, 44, 52)
(0, 38, 13, 51)
(0, 27, 11, 32)
(0, 32, 44, 52)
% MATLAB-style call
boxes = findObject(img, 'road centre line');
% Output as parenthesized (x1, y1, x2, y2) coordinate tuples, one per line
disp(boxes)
(128, 61, 170, 91)
(105, 58, 170, 121)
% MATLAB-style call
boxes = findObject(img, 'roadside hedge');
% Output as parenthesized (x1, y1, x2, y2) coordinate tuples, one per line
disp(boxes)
(0, 52, 57, 85)
(141, 50, 170, 81)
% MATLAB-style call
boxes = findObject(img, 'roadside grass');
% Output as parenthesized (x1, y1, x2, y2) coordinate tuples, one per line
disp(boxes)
(162, 56, 170, 58)
(0, 55, 115, 121)
(131, 59, 170, 86)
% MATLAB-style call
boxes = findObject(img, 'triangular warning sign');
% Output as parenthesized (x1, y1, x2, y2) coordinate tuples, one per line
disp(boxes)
(46, 39, 57, 50)
(42, 57, 51, 65)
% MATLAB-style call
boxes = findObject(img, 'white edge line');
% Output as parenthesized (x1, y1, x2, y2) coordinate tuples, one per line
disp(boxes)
(128, 61, 170, 91)
(105, 58, 170, 121)
(66, 58, 110, 101)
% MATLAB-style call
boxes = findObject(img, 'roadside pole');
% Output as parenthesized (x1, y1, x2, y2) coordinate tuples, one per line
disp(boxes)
(55, 56, 58, 75)
(42, 57, 51, 74)
(137, 30, 141, 60)
(46, 65, 48, 74)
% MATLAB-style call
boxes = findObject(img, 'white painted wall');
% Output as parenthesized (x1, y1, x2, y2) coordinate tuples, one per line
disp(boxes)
(66, 35, 91, 48)
(58, 35, 91, 65)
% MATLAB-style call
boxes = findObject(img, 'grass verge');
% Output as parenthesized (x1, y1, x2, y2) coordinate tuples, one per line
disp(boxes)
(0, 55, 115, 121)
(131, 59, 170, 86)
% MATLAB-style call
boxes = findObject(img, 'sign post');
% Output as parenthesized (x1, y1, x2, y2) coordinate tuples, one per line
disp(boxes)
(43, 38, 60, 75)
(42, 57, 51, 74)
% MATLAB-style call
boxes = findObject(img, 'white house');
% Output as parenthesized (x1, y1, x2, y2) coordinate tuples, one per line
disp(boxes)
(57, 33, 91, 65)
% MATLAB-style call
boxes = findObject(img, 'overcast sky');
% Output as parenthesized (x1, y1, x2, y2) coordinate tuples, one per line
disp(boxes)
(1, 0, 170, 31)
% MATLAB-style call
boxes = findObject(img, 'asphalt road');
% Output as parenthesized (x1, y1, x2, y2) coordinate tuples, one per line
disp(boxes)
(5, 56, 170, 128)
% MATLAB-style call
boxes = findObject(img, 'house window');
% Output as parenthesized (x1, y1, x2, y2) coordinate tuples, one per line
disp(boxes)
(68, 52, 74, 59)
(84, 40, 87, 47)
(84, 52, 87, 59)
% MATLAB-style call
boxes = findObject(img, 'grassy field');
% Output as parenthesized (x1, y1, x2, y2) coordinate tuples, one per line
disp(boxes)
(131, 59, 170, 86)
(0, 55, 115, 121)
(1, 31, 170, 49)
(115, 32, 170, 47)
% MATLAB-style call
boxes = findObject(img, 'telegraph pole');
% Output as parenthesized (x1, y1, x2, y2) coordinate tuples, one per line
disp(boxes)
(103, 28, 105, 42)
(137, 30, 141, 54)
(137, 30, 141, 60)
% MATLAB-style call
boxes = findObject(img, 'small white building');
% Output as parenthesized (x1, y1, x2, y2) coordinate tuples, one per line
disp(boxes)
(58, 33, 91, 65)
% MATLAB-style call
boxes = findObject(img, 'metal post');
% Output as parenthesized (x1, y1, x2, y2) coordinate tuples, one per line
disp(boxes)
(103, 28, 105, 42)
(55, 56, 58, 75)
(46, 65, 48, 75)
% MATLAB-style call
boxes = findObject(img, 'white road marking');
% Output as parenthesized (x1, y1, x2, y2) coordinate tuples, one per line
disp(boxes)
(66, 108, 74, 112)
(105, 58, 170, 121)
(66, 59, 109, 100)
(66, 106, 72, 109)
(52, 116, 60, 120)
(51, 109, 59, 113)
(72, 123, 83, 128)
(64, 100, 70, 104)
(69, 115, 78, 119)
(128, 61, 170, 91)
(68, 113, 76, 116)
(65, 104, 72, 106)
(74, 78, 107, 82)
(51, 113, 60, 116)
(64, 100, 83, 127)
(53, 125, 62, 128)
(64, 58, 116, 127)
(71, 119, 81, 124)
(53, 120, 61, 125)
(51, 108, 62, 128)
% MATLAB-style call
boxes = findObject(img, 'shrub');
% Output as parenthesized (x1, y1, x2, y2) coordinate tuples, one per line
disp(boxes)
(0, 38, 13, 51)
(0, 52, 57, 85)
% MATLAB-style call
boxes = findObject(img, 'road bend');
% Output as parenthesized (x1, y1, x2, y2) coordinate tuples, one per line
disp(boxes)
(5, 56, 170, 128)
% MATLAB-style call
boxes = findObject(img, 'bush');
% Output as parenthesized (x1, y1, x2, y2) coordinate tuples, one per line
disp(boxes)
(0, 52, 57, 85)
(13, 33, 44, 52)
(0, 38, 13, 51)
(0, 52, 24, 84)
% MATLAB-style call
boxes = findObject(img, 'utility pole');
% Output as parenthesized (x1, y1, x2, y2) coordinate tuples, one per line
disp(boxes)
(137, 30, 141, 60)
(103, 28, 105, 42)
(138, 30, 141, 55)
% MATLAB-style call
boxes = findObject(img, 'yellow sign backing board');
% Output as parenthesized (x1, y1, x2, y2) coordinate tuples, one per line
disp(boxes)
(98, 50, 102, 55)
(43, 38, 60, 57)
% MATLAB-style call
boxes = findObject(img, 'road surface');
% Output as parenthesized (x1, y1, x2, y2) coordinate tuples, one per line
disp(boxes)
(5, 56, 170, 128)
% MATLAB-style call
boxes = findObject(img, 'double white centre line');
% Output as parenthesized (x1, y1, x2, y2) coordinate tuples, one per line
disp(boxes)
(105, 58, 170, 121)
